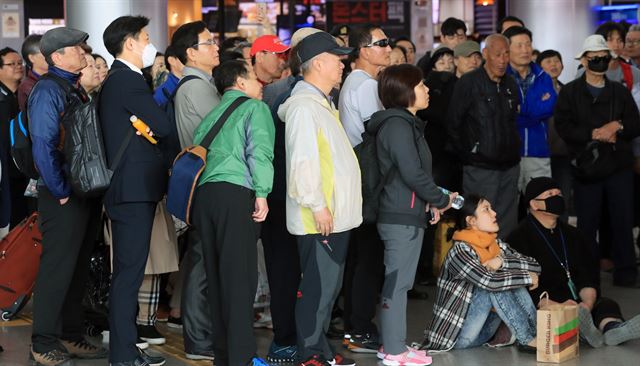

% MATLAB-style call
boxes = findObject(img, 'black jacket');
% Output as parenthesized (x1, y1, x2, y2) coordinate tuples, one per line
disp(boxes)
(554, 74, 640, 176)
(447, 66, 521, 170)
(99, 61, 172, 204)
(368, 108, 449, 228)
(508, 215, 599, 303)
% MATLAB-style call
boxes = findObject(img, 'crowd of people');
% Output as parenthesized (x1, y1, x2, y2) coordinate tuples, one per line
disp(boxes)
(1, 12, 640, 366)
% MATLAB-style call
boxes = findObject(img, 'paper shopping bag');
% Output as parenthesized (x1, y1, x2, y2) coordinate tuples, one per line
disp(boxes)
(537, 292, 579, 363)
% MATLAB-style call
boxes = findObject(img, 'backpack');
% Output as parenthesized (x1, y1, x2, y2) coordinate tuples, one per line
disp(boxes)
(354, 118, 396, 224)
(166, 96, 249, 224)
(44, 70, 130, 197)
(9, 73, 83, 181)
(9, 111, 39, 179)
(160, 74, 199, 161)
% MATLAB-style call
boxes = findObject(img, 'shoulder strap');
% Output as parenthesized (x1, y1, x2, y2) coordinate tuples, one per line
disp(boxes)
(200, 96, 250, 149)
(169, 75, 200, 101)
(39, 73, 78, 102)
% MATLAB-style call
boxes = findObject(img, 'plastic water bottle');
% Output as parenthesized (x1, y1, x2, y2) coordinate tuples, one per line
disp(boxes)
(439, 187, 465, 210)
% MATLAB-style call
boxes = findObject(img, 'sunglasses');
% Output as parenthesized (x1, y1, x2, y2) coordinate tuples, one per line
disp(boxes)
(262, 51, 289, 60)
(363, 38, 390, 48)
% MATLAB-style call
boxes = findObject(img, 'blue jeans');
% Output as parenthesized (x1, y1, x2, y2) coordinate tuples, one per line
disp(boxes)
(455, 287, 537, 349)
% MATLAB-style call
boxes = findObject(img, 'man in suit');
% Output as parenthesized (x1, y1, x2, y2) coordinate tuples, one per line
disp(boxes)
(28, 27, 108, 366)
(100, 16, 171, 366)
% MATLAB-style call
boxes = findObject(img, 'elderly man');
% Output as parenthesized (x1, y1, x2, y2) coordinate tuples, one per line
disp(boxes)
(278, 31, 361, 366)
(504, 26, 557, 192)
(555, 35, 640, 288)
(626, 25, 640, 68)
(448, 34, 521, 236)
(251, 35, 290, 86)
(509, 177, 640, 348)
(28, 27, 108, 365)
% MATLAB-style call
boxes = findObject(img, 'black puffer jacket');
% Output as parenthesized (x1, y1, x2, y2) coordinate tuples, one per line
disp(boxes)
(554, 74, 640, 178)
(447, 66, 521, 170)
(368, 108, 449, 228)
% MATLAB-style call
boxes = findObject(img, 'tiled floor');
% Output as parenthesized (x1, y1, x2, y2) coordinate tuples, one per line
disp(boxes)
(1, 271, 639, 366)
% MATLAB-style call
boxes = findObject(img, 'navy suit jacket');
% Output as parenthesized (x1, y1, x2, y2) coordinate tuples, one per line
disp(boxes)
(99, 60, 171, 204)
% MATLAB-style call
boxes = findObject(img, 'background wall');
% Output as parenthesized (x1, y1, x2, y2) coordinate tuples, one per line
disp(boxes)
(66, 0, 168, 64)
(0, 0, 25, 52)
(508, 0, 600, 83)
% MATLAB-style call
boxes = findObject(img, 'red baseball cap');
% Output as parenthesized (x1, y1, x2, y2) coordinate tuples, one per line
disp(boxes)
(250, 35, 290, 57)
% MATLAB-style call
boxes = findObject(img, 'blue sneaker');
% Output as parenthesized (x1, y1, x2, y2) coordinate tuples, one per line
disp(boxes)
(267, 342, 298, 363)
(251, 357, 270, 366)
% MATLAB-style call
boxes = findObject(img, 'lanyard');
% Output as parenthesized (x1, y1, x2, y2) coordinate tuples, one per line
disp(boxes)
(529, 217, 579, 301)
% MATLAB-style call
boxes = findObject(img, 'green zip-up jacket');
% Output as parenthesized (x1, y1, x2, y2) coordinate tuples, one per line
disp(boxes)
(193, 90, 275, 197)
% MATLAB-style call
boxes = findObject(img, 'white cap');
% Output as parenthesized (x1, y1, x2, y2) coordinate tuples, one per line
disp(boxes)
(575, 34, 611, 59)
(290, 27, 322, 48)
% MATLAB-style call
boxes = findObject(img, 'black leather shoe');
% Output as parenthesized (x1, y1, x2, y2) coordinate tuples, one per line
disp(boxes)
(516, 343, 536, 354)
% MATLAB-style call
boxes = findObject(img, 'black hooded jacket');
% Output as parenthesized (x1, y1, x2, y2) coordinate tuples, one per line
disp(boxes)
(368, 108, 449, 228)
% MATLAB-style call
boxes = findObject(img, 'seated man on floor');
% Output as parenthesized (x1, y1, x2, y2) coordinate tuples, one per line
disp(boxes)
(508, 177, 640, 347)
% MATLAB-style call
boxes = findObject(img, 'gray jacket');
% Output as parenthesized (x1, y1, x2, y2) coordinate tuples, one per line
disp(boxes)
(368, 108, 449, 227)
(174, 66, 220, 148)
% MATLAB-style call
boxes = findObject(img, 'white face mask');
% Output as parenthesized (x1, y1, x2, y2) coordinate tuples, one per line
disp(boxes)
(141, 43, 158, 68)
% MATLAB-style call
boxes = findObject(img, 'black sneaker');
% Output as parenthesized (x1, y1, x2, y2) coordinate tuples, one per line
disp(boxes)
(167, 316, 183, 329)
(136, 338, 149, 350)
(138, 348, 166, 366)
(346, 333, 379, 354)
(137, 325, 166, 345)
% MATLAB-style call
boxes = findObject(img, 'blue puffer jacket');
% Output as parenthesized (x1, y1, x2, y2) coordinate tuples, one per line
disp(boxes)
(28, 66, 83, 199)
(507, 62, 557, 157)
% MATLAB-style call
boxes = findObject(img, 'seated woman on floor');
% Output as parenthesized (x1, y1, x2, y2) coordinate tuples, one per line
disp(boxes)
(419, 194, 541, 352)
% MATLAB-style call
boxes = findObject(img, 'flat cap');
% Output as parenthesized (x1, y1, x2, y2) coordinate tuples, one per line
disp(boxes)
(40, 27, 89, 58)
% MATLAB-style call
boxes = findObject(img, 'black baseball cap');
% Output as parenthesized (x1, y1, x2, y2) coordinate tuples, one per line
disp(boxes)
(297, 31, 353, 63)
(40, 27, 89, 58)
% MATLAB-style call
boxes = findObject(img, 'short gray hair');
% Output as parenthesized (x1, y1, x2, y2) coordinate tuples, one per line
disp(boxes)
(300, 54, 320, 75)
(629, 25, 640, 34)
(45, 47, 65, 66)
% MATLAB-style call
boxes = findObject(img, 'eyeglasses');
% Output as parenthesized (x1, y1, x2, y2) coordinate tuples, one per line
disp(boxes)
(363, 38, 391, 48)
(627, 40, 640, 46)
(191, 39, 217, 48)
(2, 61, 25, 68)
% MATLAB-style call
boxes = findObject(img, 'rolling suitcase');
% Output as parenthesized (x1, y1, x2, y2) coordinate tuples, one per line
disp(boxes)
(0, 212, 42, 321)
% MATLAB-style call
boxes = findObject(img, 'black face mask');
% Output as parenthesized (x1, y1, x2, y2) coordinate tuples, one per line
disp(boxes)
(587, 55, 611, 73)
(535, 195, 565, 216)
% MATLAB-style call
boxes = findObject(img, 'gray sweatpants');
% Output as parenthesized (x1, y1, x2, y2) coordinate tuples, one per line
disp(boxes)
(377, 223, 425, 355)
(463, 164, 520, 236)
(296, 231, 351, 360)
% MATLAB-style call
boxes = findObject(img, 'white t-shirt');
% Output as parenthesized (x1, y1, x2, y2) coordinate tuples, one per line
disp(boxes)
(338, 69, 384, 147)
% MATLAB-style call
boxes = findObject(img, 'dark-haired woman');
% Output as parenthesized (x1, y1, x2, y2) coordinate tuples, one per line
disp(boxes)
(421, 194, 541, 352)
(93, 53, 109, 83)
(368, 64, 455, 365)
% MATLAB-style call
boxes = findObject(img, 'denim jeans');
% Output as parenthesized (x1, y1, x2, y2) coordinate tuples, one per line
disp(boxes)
(455, 287, 537, 349)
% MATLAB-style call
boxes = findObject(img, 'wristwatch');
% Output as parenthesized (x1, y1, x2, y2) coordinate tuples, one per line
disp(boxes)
(617, 122, 624, 134)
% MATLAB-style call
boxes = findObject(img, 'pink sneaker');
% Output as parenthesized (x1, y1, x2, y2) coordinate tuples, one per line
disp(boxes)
(377, 346, 428, 360)
(382, 349, 432, 366)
